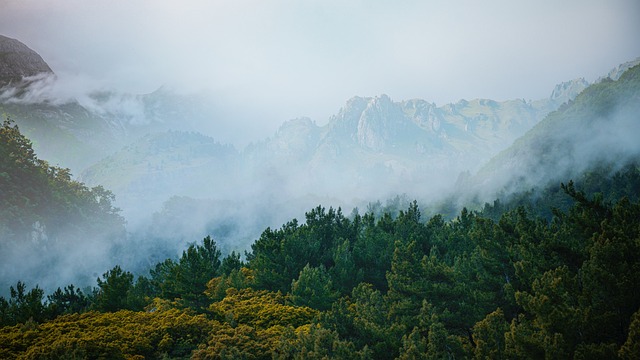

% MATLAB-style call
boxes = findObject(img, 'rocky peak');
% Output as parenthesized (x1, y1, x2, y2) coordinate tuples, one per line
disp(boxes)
(355, 95, 427, 151)
(357, 95, 400, 150)
(275, 117, 318, 137)
(268, 117, 320, 158)
(604, 57, 640, 81)
(0, 35, 53, 87)
(401, 99, 441, 132)
(549, 78, 589, 105)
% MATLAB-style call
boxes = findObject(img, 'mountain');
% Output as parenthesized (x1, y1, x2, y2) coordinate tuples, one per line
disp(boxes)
(241, 88, 581, 203)
(78, 81, 591, 244)
(603, 57, 640, 81)
(0, 100, 126, 170)
(3, 33, 637, 261)
(0, 119, 126, 292)
(80, 131, 239, 224)
(548, 78, 590, 106)
(0, 36, 225, 171)
(0, 34, 583, 186)
(0, 35, 52, 88)
(2, 33, 639, 304)
(472, 62, 640, 199)
(0, 86, 222, 172)
(85, 88, 568, 221)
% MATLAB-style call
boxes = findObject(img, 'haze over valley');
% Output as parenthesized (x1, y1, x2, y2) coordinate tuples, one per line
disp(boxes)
(1, 25, 639, 291)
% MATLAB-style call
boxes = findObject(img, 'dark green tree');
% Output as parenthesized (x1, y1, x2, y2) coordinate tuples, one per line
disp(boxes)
(172, 235, 222, 309)
(94, 265, 134, 312)
(397, 327, 428, 360)
(352, 212, 395, 292)
(220, 251, 243, 276)
(247, 220, 300, 293)
(0, 281, 46, 325)
(472, 308, 510, 360)
(386, 240, 425, 326)
(46, 284, 90, 317)
(330, 239, 364, 295)
(291, 264, 338, 311)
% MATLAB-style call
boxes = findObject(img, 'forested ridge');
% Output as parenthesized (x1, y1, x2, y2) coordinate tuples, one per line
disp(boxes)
(1, 116, 639, 358)
(0, 118, 124, 239)
(0, 118, 126, 292)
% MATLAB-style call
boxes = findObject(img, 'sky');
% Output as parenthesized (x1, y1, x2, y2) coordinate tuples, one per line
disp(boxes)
(1, 0, 639, 143)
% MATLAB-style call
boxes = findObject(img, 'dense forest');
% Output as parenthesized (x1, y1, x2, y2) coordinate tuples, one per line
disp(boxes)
(1, 119, 639, 358)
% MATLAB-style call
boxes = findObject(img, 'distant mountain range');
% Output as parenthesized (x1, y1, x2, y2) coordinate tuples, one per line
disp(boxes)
(73, 72, 593, 225)
(1, 33, 639, 251)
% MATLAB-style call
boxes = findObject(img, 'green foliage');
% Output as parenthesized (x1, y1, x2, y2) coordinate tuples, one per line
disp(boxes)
(619, 308, 640, 359)
(0, 118, 124, 237)
(94, 265, 135, 312)
(0, 118, 125, 294)
(0, 282, 45, 326)
(0, 117, 48, 233)
(472, 308, 509, 359)
(273, 324, 366, 360)
(173, 235, 222, 309)
(149, 258, 179, 299)
(385, 239, 426, 327)
(149, 236, 222, 310)
(46, 284, 90, 317)
(220, 250, 244, 275)
(248, 206, 359, 294)
(330, 239, 364, 294)
(397, 327, 428, 360)
(352, 212, 395, 292)
(205, 267, 256, 302)
(246, 221, 302, 293)
(322, 283, 401, 359)
(291, 264, 338, 311)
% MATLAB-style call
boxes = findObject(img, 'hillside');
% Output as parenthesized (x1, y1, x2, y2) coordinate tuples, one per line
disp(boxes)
(80, 131, 238, 222)
(248, 90, 577, 181)
(0, 119, 125, 292)
(2, 169, 639, 358)
(473, 63, 640, 199)
(81, 87, 582, 225)
(0, 35, 52, 88)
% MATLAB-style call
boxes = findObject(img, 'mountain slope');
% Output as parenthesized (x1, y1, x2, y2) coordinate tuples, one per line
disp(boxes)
(241, 88, 581, 203)
(77, 81, 585, 226)
(80, 131, 239, 223)
(0, 120, 125, 293)
(1, 34, 587, 196)
(474, 63, 640, 197)
(0, 35, 52, 88)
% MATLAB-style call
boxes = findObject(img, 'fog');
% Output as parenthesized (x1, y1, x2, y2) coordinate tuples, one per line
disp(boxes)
(2, 0, 640, 146)
(1, 1, 640, 295)
(466, 72, 640, 208)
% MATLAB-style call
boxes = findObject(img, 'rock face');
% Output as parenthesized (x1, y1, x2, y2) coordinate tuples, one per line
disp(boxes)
(549, 78, 589, 105)
(0, 35, 53, 87)
(356, 94, 416, 151)
(604, 57, 640, 81)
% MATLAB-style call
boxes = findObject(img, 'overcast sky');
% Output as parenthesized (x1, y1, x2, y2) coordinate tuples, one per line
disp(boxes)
(1, 0, 639, 142)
